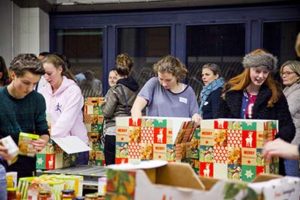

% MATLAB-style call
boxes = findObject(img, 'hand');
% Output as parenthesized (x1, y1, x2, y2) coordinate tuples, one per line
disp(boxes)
(131, 111, 142, 126)
(0, 142, 13, 161)
(191, 113, 202, 127)
(31, 135, 49, 153)
(263, 138, 299, 161)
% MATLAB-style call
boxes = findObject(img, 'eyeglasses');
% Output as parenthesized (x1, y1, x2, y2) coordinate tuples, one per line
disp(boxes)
(281, 71, 296, 76)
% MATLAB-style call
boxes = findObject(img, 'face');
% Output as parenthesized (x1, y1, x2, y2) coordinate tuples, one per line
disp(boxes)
(10, 71, 40, 99)
(249, 66, 270, 87)
(281, 65, 299, 86)
(201, 68, 219, 86)
(43, 62, 63, 88)
(158, 72, 177, 90)
(108, 70, 119, 87)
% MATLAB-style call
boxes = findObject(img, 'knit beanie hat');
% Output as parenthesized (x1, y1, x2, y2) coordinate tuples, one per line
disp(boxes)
(242, 49, 278, 71)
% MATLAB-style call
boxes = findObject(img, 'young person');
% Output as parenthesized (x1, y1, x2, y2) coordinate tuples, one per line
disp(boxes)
(199, 63, 224, 119)
(218, 49, 295, 175)
(131, 55, 201, 124)
(0, 54, 49, 178)
(102, 53, 139, 165)
(38, 54, 88, 164)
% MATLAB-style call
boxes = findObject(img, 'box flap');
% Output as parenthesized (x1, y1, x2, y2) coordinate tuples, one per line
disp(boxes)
(153, 162, 205, 190)
(51, 136, 91, 154)
(252, 173, 282, 182)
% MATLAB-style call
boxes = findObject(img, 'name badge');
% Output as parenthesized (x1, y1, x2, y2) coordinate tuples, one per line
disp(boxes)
(179, 97, 187, 104)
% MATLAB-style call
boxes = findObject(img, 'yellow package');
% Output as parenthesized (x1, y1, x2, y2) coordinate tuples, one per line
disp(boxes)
(18, 132, 40, 157)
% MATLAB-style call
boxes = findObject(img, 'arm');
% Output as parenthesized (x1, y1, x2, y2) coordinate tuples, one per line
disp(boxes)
(34, 94, 50, 151)
(275, 94, 296, 142)
(102, 88, 118, 118)
(188, 86, 201, 125)
(51, 86, 84, 137)
(263, 138, 299, 160)
(131, 96, 147, 122)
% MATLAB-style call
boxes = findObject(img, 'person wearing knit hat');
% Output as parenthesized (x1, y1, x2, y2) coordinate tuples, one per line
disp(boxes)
(218, 48, 296, 175)
(280, 60, 300, 177)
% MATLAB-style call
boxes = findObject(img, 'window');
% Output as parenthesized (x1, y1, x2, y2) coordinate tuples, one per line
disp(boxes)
(186, 24, 245, 98)
(56, 29, 103, 97)
(117, 27, 171, 87)
(263, 21, 300, 65)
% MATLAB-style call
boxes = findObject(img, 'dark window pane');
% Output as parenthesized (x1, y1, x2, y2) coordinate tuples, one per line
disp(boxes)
(187, 24, 245, 99)
(263, 21, 300, 65)
(56, 29, 103, 97)
(118, 27, 170, 87)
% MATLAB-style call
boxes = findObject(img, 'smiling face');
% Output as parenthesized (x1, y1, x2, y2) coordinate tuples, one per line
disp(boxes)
(201, 68, 219, 86)
(158, 72, 178, 90)
(10, 71, 40, 99)
(249, 66, 270, 87)
(108, 70, 119, 87)
(281, 65, 299, 86)
(43, 62, 63, 89)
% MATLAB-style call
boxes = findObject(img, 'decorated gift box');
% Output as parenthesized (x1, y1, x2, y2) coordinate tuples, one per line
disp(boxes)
(115, 117, 191, 164)
(83, 97, 106, 166)
(199, 119, 279, 182)
(36, 140, 77, 170)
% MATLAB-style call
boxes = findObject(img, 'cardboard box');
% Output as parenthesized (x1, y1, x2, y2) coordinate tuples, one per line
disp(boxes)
(115, 117, 191, 164)
(199, 119, 279, 182)
(84, 97, 106, 166)
(106, 161, 300, 200)
(36, 137, 90, 170)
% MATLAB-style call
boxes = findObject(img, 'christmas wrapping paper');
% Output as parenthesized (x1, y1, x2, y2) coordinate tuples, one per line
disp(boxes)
(115, 117, 191, 164)
(83, 97, 105, 166)
(36, 140, 77, 170)
(199, 119, 279, 182)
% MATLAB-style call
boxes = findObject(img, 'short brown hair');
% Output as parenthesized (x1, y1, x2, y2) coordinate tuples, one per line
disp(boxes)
(10, 54, 44, 77)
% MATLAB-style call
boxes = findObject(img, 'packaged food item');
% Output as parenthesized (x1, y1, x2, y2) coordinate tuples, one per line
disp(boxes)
(1, 135, 19, 165)
(7, 187, 17, 200)
(6, 172, 17, 188)
(85, 193, 98, 200)
(61, 189, 75, 200)
(18, 132, 40, 157)
(38, 190, 52, 200)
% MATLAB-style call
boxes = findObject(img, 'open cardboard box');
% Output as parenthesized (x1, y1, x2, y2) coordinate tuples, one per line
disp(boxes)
(106, 161, 300, 200)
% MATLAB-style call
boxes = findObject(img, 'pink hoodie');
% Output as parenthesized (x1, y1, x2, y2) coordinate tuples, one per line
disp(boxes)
(38, 76, 88, 144)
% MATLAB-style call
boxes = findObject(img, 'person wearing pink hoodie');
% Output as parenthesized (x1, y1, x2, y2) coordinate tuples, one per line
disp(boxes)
(38, 54, 89, 164)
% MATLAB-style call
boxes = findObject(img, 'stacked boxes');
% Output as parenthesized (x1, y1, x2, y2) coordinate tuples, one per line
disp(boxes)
(84, 97, 105, 166)
(36, 140, 77, 170)
(115, 117, 191, 164)
(199, 119, 279, 182)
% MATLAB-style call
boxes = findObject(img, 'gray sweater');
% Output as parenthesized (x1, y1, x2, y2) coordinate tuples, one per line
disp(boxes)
(284, 82, 300, 144)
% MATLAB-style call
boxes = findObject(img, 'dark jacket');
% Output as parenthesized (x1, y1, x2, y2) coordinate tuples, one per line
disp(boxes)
(202, 87, 222, 119)
(217, 85, 295, 143)
(102, 76, 139, 129)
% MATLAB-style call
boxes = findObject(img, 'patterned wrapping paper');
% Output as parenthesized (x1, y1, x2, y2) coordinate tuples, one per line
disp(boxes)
(115, 117, 192, 164)
(83, 97, 105, 166)
(36, 140, 77, 170)
(115, 117, 200, 173)
(199, 119, 279, 182)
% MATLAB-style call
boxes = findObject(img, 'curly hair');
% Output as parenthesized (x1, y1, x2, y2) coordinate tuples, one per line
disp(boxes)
(115, 53, 133, 77)
(153, 55, 188, 81)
